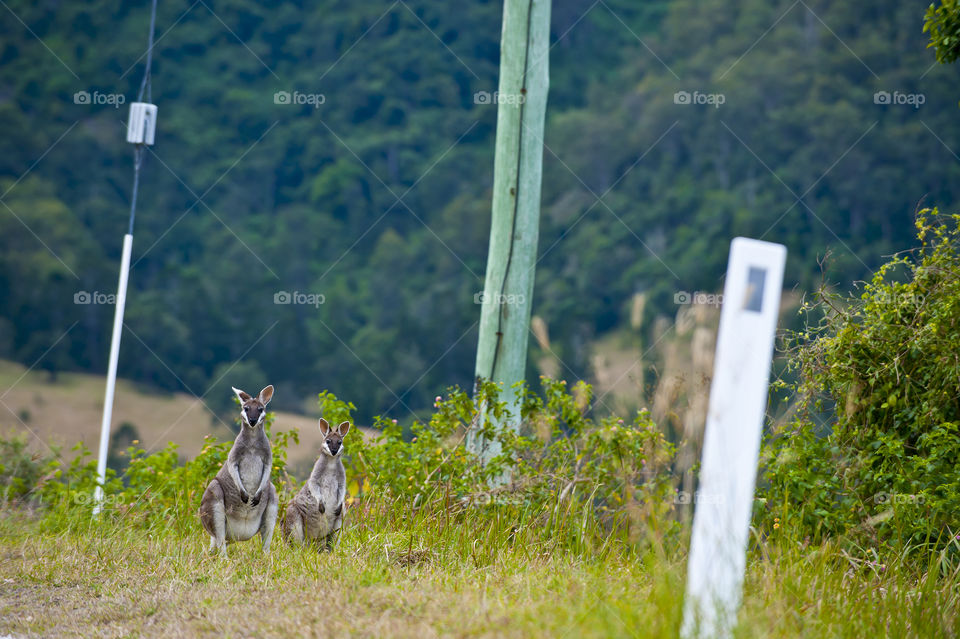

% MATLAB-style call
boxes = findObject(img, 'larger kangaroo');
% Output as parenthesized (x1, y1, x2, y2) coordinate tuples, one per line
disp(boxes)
(199, 385, 278, 557)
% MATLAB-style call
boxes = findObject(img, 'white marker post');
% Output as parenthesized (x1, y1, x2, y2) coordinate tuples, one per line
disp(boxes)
(93, 233, 133, 514)
(681, 238, 786, 639)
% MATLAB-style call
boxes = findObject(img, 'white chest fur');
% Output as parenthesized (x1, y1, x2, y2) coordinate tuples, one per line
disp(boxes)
(238, 455, 264, 494)
(316, 473, 342, 508)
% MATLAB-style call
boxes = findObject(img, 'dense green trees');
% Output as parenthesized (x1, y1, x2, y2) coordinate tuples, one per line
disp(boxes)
(1, 0, 958, 423)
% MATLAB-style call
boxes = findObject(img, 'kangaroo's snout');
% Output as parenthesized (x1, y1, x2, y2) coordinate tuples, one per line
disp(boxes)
(244, 404, 263, 425)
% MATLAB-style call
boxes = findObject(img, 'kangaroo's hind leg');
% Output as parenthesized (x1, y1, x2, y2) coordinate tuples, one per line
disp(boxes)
(283, 503, 305, 546)
(324, 508, 343, 552)
(259, 483, 279, 553)
(199, 479, 228, 558)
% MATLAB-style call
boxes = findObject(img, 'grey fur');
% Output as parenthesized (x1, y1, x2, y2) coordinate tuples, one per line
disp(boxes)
(199, 385, 278, 557)
(284, 419, 349, 551)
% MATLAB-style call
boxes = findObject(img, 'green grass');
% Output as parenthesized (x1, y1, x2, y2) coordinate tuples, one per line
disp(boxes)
(1, 497, 957, 638)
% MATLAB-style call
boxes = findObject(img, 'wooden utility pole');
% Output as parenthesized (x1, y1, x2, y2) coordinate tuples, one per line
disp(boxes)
(468, 0, 551, 478)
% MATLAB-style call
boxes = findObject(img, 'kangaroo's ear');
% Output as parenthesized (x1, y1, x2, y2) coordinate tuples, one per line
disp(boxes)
(318, 418, 330, 435)
(232, 387, 252, 403)
(337, 421, 351, 437)
(258, 385, 274, 406)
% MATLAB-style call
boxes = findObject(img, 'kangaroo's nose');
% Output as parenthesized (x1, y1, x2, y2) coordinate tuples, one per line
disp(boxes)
(328, 442, 340, 454)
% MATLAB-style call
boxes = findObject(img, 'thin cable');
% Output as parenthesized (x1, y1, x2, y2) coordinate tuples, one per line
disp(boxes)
(129, 0, 158, 235)
(137, 0, 158, 104)
(128, 146, 144, 235)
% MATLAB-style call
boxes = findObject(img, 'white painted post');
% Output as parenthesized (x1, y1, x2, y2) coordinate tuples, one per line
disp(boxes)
(93, 233, 133, 515)
(681, 237, 786, 639)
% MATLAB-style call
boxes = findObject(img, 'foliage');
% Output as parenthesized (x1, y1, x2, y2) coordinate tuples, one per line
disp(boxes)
(1, 1, 959, 422)
(344, 378, 678, 544)
(0, 432, 59, 505)
(14, 411, 295, 529)
(760, 209, 960, 553)
(1, 380, 677, 547)
(318, 390, 357, 428)
(925, 0, 960, 64)
(516, 378, 677, 540)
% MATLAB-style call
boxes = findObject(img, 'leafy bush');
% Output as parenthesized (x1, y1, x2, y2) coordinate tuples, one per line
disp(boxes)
(761, 209, 960, 552)
(344, 378, 678, 544)
(2, 379, 677, 548)
(13, 410, 296, 530)
(0, 431, 58, 505)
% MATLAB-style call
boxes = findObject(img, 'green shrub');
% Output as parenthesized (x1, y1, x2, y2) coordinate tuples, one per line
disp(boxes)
(0, 431, 58, 505)
(344, 378, 678, 545)
(761, 209, 960, 553)
(18, 411, 299, 531)
(2, 379, 677, 549)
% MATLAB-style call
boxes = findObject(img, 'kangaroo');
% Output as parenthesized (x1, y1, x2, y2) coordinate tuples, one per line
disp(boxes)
(199, 385, 278, 557)
(284, 418, 350, 550)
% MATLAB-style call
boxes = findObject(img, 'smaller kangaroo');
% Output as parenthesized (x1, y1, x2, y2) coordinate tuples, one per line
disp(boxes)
(199, 385, 278, 557)
(284, 418, 350, 550)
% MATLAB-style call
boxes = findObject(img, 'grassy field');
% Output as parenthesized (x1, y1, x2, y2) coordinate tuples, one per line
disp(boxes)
(1, 500, 957, 639)
(2, 359, 957, 638)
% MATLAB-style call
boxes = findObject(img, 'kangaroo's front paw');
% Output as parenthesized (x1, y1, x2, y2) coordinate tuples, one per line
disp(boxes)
(251, 491, 262, 507)
(240, 490, 250, 504)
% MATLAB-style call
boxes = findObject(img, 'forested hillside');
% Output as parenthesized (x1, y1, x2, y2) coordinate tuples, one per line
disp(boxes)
(1, 0, 957, 422)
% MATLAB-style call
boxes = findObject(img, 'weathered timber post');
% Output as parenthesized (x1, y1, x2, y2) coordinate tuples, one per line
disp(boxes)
(468, 0, 551, 481)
